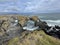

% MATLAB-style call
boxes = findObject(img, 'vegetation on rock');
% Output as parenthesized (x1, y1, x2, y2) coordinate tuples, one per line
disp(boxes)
(0, 15, 60, 45)
(7, 30, 60, 45)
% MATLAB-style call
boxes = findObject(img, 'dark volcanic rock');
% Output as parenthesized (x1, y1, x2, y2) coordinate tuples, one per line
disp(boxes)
(45, 26, 60, 39)
(55, 25, 60, 29)
(29, 16, 49, 30)
(35, 21, 49, 30)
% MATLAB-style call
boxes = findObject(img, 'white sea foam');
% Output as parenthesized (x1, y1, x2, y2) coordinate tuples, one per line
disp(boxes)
(42, 20, 60, 26)
(44, 20, 60, 23)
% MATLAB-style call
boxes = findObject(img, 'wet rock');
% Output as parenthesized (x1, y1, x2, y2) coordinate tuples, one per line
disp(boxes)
(34, 21, 49, 30)
(55, 25, 60, 29)
(30, 16, 47, 30)
(44, 25, 60, 39)
(29, 16, 50, 30)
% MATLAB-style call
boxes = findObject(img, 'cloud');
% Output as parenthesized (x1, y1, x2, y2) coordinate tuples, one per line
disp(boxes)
(0, 0, 22, 13)
(24, 0, 60, 13)
(0, 6, 21, 13)
(0, 0, 60, 13)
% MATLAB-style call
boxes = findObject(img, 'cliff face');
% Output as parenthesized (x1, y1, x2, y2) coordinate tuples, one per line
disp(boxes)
(0, 15, 60, 45)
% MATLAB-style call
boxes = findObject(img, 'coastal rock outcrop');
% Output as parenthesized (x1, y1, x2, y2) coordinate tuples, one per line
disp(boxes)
(0, 16, 23, 45)
(23, 20, 39, 31)
(0, 15, 60, 45)
(17, 16, 29, 27)
(6, 16, 23, 37)
(45, 26, 60, 38)
(29, 16, 49, 30)
(30, 16, 40, 22)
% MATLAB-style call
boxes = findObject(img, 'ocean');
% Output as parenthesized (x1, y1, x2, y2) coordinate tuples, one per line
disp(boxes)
(36, 13, 60, 26)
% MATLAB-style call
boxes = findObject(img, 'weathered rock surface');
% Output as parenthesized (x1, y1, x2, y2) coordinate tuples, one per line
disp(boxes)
(0, 15, 60, 45)
(30, 16, 40, 22)
(17, 16, 29, 27)
(6, 16, 23, 38)
(23, 20, 39, 31)
(45, 26, 60, 39)
(0, 16, 23, 45)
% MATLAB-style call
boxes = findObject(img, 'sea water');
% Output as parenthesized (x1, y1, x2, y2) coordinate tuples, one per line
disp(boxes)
(36, 13, 60, 26)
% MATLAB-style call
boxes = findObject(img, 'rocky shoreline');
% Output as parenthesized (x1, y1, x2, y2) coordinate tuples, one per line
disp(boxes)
(0, 15, 60, 45)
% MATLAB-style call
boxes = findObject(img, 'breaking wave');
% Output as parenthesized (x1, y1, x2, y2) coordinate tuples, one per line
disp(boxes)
(42, 20, 60, 26)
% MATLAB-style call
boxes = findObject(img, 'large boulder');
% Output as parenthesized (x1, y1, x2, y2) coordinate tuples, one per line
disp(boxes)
(0, 16, 23, 45)
(29, 16, 49, 30)
(34, 20, 49, 30)
(55, 25, 60, 29)
(6, 16, 23, 37)
(18, 16, 29, 27)
(30, 16, 40, 22)
(23, 20, 39, 31)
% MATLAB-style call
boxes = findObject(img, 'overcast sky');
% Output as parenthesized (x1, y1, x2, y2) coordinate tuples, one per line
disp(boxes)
(0, 0, 60, 13)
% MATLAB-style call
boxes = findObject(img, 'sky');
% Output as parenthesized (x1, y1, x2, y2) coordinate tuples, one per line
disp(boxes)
(0, 0, 60, 13)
